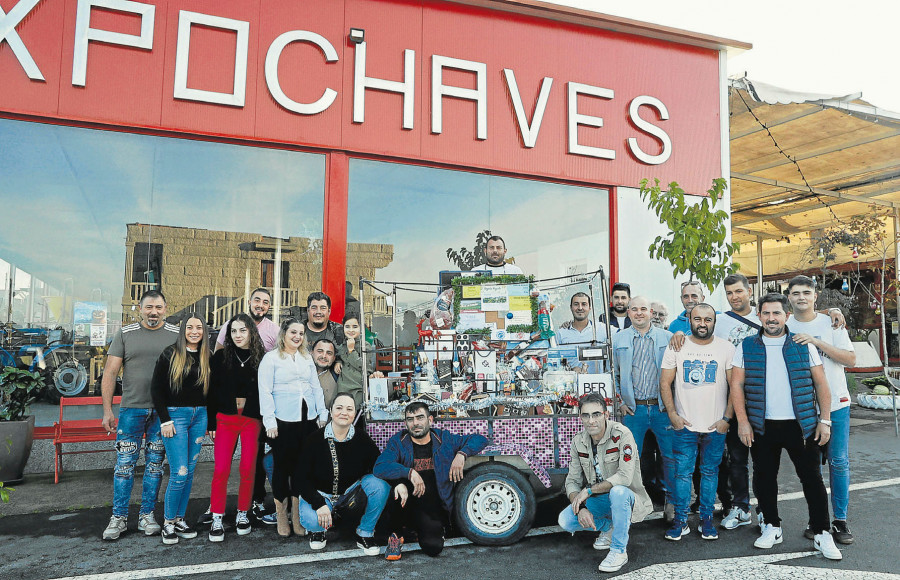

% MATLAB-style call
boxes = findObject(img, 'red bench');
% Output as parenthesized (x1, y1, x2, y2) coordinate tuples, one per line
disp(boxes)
(53, 396, 119, 484)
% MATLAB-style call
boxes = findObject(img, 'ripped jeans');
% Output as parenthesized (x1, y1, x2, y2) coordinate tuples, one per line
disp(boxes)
(112, 407, 165, 518)
(161, 407, 208, 521)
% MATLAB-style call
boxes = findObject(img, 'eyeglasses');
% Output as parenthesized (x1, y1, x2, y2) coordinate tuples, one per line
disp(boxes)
(681, 280, 701, 288)
(580, 412, 605, 421)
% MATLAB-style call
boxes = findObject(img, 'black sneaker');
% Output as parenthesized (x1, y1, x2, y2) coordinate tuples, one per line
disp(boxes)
(161, 522, 179, 545)
(356, 534, 380, 556)
(309, 531, 327, 550)
(209, 516, 225, 543)
(196, 507, 213, 527)
(250, 502, 266, 520)
(174, 520, 198, 539)
(236, 511, 252, 536)
(831, 520, 854, 545)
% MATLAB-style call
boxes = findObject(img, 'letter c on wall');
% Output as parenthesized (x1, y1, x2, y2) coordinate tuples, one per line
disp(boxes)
(265, 30, 338, 115)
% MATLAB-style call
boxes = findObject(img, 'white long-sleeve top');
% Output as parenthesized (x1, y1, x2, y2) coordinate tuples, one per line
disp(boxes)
(258, 349, 327, 430)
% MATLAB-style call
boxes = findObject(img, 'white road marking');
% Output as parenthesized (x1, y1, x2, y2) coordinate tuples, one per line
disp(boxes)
(45, 476, 900, 580)
(616, 552, 900, 579)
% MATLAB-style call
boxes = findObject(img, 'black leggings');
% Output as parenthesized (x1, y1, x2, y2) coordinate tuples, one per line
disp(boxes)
(270, 417, 316, 501)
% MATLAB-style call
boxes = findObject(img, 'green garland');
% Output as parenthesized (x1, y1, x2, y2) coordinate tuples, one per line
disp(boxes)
(450, 274, 538, 333)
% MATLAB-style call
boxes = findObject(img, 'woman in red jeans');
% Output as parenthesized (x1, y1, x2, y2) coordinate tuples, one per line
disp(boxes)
(207, 313, 266, 542)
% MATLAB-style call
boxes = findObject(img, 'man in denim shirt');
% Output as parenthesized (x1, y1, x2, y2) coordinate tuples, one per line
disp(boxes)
(101, 290, 179, 540)
(612, 296, 674, 520)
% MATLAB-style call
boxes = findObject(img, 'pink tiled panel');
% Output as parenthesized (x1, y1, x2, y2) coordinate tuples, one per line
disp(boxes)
(557, 415, 582, 468)
(492, 418, 554, 469)
(367, 419, 490, 451)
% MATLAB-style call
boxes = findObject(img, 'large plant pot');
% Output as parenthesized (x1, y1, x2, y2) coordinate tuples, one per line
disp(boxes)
(0, 415, 35, 484)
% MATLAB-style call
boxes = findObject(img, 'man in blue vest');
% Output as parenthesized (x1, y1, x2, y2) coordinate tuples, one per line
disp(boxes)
(729, 293, 842, 560)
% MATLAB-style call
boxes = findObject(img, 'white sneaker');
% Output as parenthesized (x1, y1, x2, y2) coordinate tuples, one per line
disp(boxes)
(598, 550, 628, 573)
(138, 512, 161, 536)
(721, 507, 752, 530)
(814, 531, 843, 560)
(593, 529, 612, 550)
(754, 523, 783, 549)
(102, 515, 127, 540)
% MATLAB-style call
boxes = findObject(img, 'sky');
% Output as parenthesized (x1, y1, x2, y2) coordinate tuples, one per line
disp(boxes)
(545, 0, 900, 113)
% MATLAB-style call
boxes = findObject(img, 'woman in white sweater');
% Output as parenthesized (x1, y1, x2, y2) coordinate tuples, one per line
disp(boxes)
(258, 318, 327, 537)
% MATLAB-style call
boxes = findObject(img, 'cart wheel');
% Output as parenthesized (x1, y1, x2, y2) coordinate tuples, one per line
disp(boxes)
(453, 463, 536, 546)
(50, 361, 88, 400)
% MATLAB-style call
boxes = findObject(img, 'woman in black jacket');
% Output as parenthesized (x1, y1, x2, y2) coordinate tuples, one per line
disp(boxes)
(297, 393, 390, 556)
(206, 313, 266, 542)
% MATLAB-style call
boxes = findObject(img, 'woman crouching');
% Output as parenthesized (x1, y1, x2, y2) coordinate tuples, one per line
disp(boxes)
(297, 393, 389, 555)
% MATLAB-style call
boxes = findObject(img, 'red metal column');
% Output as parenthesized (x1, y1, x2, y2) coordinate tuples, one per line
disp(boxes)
(322, 151, 350, 323)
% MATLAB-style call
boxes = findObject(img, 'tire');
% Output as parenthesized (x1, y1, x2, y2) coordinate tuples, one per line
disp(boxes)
(453, 462, 536, 546)
(46, 361, 88, 402)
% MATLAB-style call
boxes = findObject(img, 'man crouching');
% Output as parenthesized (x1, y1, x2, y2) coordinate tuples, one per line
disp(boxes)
(558, 394, 653, 573)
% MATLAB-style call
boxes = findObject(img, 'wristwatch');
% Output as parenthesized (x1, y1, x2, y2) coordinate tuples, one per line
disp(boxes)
(585, 486, 593, 496)
(819, 419, 832, 426)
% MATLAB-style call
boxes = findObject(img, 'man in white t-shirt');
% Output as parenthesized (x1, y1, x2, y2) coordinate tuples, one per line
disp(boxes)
(787, 275, 856, 545)
(660, 304, 735, 542)
(730, 293, 842, 561)
(472, 235, 524, 275)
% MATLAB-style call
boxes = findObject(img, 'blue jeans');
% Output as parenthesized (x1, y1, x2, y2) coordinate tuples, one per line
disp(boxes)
(112, 407, 165, 517)
(827, 406, 851, 521)
(623, 404, 675, 503)
(558, 486, 636, 553)
(673, 428, 726, 521)
(298, 474, 390, 537)
(161, 407, 208, 521)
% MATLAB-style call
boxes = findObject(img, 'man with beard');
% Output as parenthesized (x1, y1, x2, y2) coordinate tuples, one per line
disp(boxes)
(472, 235, 524, 275)
(311, 338, 339, 408)
(305, 292, 345, 348)
(659, 304, 734, 541)
(101, 290, 179, 540)
(600, 282, 632, 334)
(558, 292, 605, 372)
(611, 296, 675, 520)
(730, 293, 842, 560)
(215, 288, 279, 352)
(374, 402, 488, 558)
(667, 281, 705, 335)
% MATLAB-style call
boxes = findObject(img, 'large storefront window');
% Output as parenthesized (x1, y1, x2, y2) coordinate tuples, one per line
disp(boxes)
(347, 159, 611, 347)
(0, 118, 325, 393)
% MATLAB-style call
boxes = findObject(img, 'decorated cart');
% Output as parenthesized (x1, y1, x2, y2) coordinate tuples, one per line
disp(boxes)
(357, 268, 620, 545)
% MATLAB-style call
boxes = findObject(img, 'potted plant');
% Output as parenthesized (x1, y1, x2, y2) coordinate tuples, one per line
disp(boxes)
(0, 366, 44, 484)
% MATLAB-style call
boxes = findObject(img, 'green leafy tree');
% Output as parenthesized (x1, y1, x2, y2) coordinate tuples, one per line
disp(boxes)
(639, 178, 739, 293)
(446, 230, 493, 270)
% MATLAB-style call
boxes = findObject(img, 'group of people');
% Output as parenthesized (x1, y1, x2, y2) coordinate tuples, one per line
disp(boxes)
(97, 245, 856, 571)
(100, 287, 487, 559)
(554, 273, 854, 571)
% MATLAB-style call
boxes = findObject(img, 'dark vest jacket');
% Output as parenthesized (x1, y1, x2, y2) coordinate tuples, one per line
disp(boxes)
(740, 332, 818, 439)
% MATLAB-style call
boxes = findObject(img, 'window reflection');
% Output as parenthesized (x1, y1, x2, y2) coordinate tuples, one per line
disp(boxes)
(0, 118, 326, 397)
(347, 159, 610, 353)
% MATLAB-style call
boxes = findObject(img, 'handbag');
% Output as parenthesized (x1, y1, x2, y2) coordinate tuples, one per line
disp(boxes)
(327, 437, 368, 521)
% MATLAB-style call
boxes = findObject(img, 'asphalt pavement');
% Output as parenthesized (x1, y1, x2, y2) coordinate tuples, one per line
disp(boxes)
(1, 404, 899, 580)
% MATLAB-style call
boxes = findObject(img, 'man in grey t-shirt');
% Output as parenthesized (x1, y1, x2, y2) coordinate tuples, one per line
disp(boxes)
(101, 290, 178, 541)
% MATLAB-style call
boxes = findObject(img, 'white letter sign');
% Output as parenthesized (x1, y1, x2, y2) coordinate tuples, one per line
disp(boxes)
(352, 41, 415, 129)
(432, 55, 487, 140)
(73, 0, 155, 87)
(174, 10, 248, 107)
(0, 0, 44, 81)
(627, 95, 672, 165)
(265, 30, 338, 115)
(503, 69, 552, 149)
(567, 81, 614, 159)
